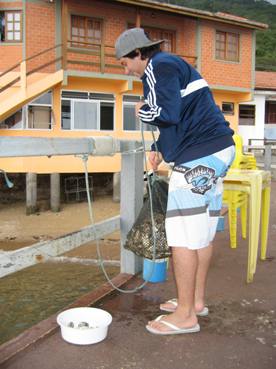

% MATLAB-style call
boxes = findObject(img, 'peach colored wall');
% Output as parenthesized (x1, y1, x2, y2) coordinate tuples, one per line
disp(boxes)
(213, 90, 252, 133)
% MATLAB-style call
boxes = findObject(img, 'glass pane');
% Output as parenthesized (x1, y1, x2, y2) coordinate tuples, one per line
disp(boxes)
(71, 15, 78, 27)
(79, 28, 84, 37)
(7, 13, 14, 22)
(123, 105, 137, 130)
(61, 100, 71, 130)
(14, 22, 20, 31)
(94, 30, 101, 40)
(14, 13, 20, 21)
(0, 109, 22, 129)
(14, 32, 20, 41)
(7, 23, 13, 31)
(7, 32, 13, 40)
(31, 91, 52, 105)
(100, 102, 113, 130)
(72, 27, 78, 36)
(74, 101, 97, 130)
(28, 106, 51, 129)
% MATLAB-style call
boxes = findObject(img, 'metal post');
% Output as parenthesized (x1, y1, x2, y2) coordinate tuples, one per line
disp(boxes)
(120, 145, 144, 274)
(26, 172, 37, 215)
(113, 172, 120, 203)
(264, 145, 272, 171)
(50, 173, 60, 212)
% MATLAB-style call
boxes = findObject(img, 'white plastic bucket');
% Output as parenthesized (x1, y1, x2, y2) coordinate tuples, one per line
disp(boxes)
(57, 307, 112, 345)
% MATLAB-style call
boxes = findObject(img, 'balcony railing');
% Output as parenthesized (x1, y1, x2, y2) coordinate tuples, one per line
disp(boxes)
(0, 41, 197, 96)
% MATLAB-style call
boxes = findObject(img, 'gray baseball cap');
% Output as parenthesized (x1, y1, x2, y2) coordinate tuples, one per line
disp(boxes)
(115, 28, 164, 59)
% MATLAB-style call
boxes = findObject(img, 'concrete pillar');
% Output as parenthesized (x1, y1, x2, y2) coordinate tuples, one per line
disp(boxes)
(26, 172, 37, 215)
(120, 146, 144, 274)
(113, 172, 120, 202)
(50, 173, 60, 212)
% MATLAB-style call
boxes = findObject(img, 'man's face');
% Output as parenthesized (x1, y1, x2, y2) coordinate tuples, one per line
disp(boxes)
(120, 53, 146, 78)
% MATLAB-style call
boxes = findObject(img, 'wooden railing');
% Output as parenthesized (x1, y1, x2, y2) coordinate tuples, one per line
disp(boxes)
(66, 39, 197, 72)
(0, 44, 63, 94)
(0, 41, 197, 94)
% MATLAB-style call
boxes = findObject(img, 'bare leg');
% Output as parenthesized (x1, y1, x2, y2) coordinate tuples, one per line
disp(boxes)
(160, 243, 213, 314)
(195, 243, 213, 311)
(148, 247, 198, 332)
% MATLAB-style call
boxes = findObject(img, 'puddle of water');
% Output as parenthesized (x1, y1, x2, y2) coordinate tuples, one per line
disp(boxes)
(0, 261, 119, 345)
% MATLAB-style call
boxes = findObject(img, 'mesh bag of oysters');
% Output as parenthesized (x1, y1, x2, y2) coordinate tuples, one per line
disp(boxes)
(124, 175, 171, 259)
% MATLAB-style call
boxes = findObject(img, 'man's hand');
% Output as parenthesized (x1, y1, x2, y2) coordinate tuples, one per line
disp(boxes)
(135, 101, 146, 116)
(149, 151, 163, 171)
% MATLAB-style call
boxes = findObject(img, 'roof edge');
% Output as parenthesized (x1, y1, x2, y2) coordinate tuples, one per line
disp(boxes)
(113, 0, 268, 30)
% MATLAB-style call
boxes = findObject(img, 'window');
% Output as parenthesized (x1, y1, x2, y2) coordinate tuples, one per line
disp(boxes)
(0, 91, 52, 130)
(0, 109, 23, 129)
(216, 31, 239, 62)
(0, 11, 22, 42)
(265, 101, 276, 124)
(222, 102, 234, 115)
(128, 24, 175, 53)
(123, 95, 157, 132)
(27, 91, 52, 129)
(71, 15, 102, 49)
(239, 104, 255, 126)
(61, 91, 114, 131)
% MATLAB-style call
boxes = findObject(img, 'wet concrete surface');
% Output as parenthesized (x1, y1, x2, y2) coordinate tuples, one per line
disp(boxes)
(1, 183, 276, 369)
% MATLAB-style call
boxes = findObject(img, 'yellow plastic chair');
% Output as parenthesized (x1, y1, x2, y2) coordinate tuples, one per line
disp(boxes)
(223, 169, 271, 282)
(231, 134, 257, 169)
(223, 134, 257, 249)
(223, 190, 247, 248)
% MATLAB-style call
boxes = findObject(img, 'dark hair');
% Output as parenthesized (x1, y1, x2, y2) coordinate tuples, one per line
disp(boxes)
(124, 44, 161, 60)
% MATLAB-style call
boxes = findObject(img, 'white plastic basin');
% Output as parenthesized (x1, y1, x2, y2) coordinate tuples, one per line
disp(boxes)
(57, 307, 112, 345)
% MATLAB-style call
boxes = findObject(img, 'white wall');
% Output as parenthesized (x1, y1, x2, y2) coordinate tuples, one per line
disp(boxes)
(238, 94, 265, 145)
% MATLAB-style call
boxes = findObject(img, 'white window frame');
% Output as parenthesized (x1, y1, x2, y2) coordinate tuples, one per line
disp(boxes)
(26, 93, 53, 130)
(61, 91, 114, 131)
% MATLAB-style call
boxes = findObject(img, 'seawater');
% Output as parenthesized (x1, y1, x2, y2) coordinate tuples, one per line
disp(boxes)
(0, 262, 119, 345)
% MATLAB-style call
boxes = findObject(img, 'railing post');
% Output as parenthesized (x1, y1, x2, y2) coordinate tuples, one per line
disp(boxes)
(20, 61, 27, 91)
(120, 145, 144, 274)
(100, 44, 105, 73)
(264, 144, 272, 171)
(61, 0, 68, 70)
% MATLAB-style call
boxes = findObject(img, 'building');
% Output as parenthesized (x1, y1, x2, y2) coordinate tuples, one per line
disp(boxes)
(0, 0, 268, 177)
(238, 71, 276, 145)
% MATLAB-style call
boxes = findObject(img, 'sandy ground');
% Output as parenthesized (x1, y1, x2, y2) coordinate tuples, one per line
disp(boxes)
(0, 196, 120, 252)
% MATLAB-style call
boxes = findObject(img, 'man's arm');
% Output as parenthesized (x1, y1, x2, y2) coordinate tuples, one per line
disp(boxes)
(137, 62, 182, 126)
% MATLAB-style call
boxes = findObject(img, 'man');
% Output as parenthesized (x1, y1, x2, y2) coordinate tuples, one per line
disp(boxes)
(115, 28, 235, 335)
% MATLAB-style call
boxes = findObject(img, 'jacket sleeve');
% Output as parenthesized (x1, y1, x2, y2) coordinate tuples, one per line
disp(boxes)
(138, 62, 183, 127)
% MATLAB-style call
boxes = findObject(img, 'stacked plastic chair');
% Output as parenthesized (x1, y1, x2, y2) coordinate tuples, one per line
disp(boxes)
(230, 134, 257, 170)
(223, 134, 257, 248)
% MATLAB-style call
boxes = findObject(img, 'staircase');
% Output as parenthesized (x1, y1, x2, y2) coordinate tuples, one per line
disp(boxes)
(0, 44, 64, 121)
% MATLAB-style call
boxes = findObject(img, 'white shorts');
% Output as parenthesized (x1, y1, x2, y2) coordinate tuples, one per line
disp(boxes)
(165, 145, 235, 250)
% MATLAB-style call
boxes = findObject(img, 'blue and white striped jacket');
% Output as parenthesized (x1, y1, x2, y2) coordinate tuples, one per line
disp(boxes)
(138, 51, 234, 165)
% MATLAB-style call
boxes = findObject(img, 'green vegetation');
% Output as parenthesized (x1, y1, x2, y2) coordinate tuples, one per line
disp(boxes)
(159, 0, 276, 71)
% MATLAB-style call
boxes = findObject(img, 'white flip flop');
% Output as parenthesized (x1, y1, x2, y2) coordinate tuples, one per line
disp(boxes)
(146, 315, 200, 335)
(160, 298, 209, 316)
